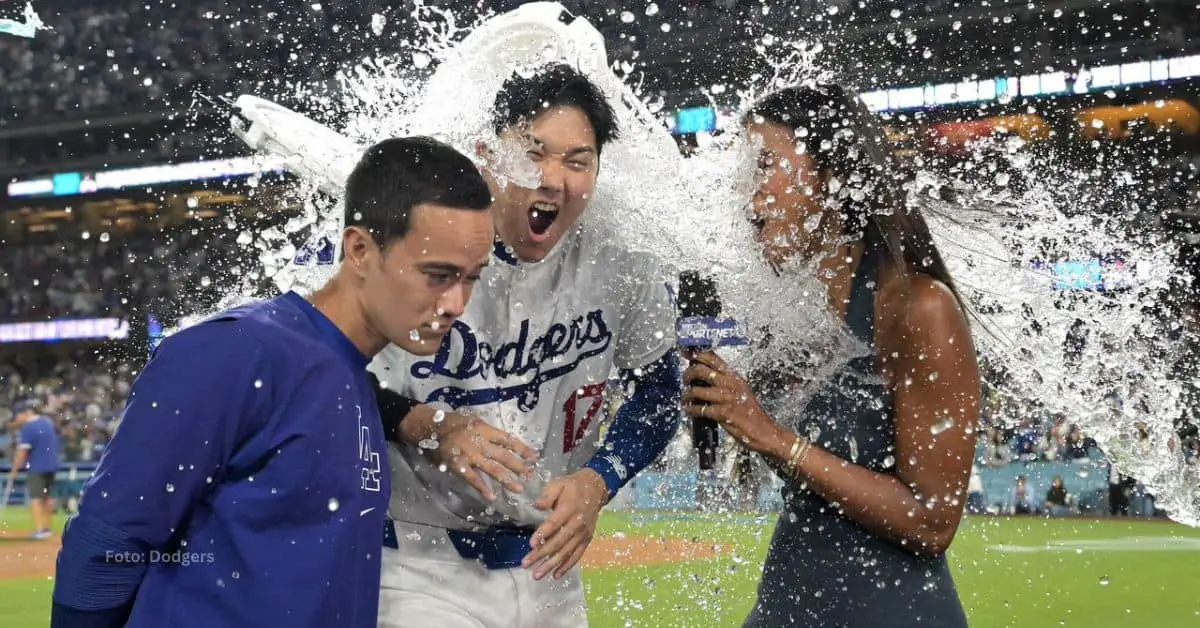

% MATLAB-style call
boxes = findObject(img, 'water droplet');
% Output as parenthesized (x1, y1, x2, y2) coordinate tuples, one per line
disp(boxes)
(432, 410, 446, 424)
(930, 418, 955, 435)
(660, 23, 671, 32)
(827, 5, 839, 15)
(217, 578, 225, 588)
(254, 379, 263, 389)
(921, 256, 933, 267)
(882, 455, 896, 468)
(99, 232, 111, 242)
(232, 571, 240, 579)
(848, 436, 859, 462)
(619, 10, 635, 23)
(889, 8, 901, 18)
(327, 498, 340, 512)
(645, 3, 660, 16)
(418, 438, 440, 450)
(1099, 575, 1110, 586)
(165, 483, 175, 493)
(409, 329, 421, 342)
(411, 52, 430, 69)
(994, 172, 1011, 187)
(370, 13, 386, 36)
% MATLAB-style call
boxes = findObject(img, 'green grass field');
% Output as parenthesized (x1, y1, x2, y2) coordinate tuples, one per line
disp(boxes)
(3, 508, 1199, 627)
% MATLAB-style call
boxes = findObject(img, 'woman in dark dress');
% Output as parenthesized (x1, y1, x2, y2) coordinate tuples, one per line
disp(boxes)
(682, 84, 981, 627)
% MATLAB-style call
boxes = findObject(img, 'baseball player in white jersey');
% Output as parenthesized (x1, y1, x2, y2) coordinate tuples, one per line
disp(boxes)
(369, 58, 684, 627)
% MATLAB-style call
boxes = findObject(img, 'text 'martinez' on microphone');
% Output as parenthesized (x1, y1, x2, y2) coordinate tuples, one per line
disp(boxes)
(677, 316, 751, 348)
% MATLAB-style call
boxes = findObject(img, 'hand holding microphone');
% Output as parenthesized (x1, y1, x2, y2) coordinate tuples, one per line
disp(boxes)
(677, 272, 795, 467)
(676, 272, 749, 470)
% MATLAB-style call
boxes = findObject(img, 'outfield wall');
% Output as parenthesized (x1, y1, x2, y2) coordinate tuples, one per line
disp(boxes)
(1, 457, 1131, 517)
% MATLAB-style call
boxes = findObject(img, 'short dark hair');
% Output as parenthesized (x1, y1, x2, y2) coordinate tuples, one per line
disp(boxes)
(343, 136, 492, 249)
(491, 63, 620, 153)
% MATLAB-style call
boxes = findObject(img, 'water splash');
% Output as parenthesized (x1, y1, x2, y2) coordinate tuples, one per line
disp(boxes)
(220, 2, 1196, 525)
(0, 2, 48, 39)
(912, 135, 1199, 526)
(239, 0, 864, 382)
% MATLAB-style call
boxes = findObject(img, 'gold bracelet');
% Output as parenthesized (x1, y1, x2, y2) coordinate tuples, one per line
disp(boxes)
(786, 435, 809, 475)
(792, 439, 813, 476)
(784, 435, 802, 464)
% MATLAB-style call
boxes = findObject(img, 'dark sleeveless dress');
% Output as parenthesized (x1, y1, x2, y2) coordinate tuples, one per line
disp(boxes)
(743, 242, 969, 628)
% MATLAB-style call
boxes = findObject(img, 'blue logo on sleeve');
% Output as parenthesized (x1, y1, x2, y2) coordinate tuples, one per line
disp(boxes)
(293, 235, 335, 266)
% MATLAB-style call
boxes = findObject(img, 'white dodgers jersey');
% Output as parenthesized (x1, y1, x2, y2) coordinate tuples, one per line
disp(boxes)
(369, 224, 676, 531)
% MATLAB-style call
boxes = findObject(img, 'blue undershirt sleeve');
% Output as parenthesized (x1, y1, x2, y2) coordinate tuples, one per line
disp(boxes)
(585, 350, 682, 500)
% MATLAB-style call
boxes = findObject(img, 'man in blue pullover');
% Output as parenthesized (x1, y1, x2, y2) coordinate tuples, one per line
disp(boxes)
(51, 136, 495, 628)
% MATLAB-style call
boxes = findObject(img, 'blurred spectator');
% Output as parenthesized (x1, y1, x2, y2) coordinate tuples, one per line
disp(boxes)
(982, 426, 1013, 467)
(1011, 474, 1036, 515)
(1043, 475, 1071, 516)
(966, 465, 985, 515)
(2, 354, 130, 463)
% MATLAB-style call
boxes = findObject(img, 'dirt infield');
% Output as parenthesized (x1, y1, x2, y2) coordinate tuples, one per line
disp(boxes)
(0, 530, 723, 582)
(0, 536, 60, 581)
(580, 533, 729, 568)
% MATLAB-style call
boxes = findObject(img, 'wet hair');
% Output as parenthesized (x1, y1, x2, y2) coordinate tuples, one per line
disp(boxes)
(745, 84, 965, 308)
(343, 136, 492, 249)
(491, 62, 620, 154)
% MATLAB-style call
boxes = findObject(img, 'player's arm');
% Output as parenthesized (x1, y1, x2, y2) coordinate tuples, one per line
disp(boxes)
(51, 323, 268, 628)
(584, 349, 683, 500)
(586, 273, 683, 498)
(524, 275, 681, 581)
(368, 371, 536, 501)
(7, 427, 30, 479)
(368, 371, 419, 444)
(5, 449, 28, 485)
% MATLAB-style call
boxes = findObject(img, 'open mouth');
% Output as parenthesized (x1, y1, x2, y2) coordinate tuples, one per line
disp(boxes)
(528, 201, 560, 241)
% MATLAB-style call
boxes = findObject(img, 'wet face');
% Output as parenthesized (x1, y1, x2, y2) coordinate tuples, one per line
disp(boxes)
(745, 120, 828, 269)
(349, 203, 494, 356)
(486, 105, 598, 262)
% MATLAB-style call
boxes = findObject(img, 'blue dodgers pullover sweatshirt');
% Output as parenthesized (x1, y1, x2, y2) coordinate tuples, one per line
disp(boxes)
(51, 291, 390, 628)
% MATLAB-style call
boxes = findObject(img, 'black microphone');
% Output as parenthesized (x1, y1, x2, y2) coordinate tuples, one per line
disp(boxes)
(676, 271, 748, 471)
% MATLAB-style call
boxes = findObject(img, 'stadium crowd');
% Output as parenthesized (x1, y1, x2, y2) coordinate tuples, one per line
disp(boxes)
(0, 222, 253, 322)
(0, 0, 551, 129)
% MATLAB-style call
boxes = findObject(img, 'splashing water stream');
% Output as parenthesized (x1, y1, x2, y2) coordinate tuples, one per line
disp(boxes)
(218, 2, 1196, 525)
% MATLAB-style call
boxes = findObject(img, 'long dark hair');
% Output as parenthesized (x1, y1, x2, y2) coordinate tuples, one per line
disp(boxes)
(745, 84, 965, 309)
